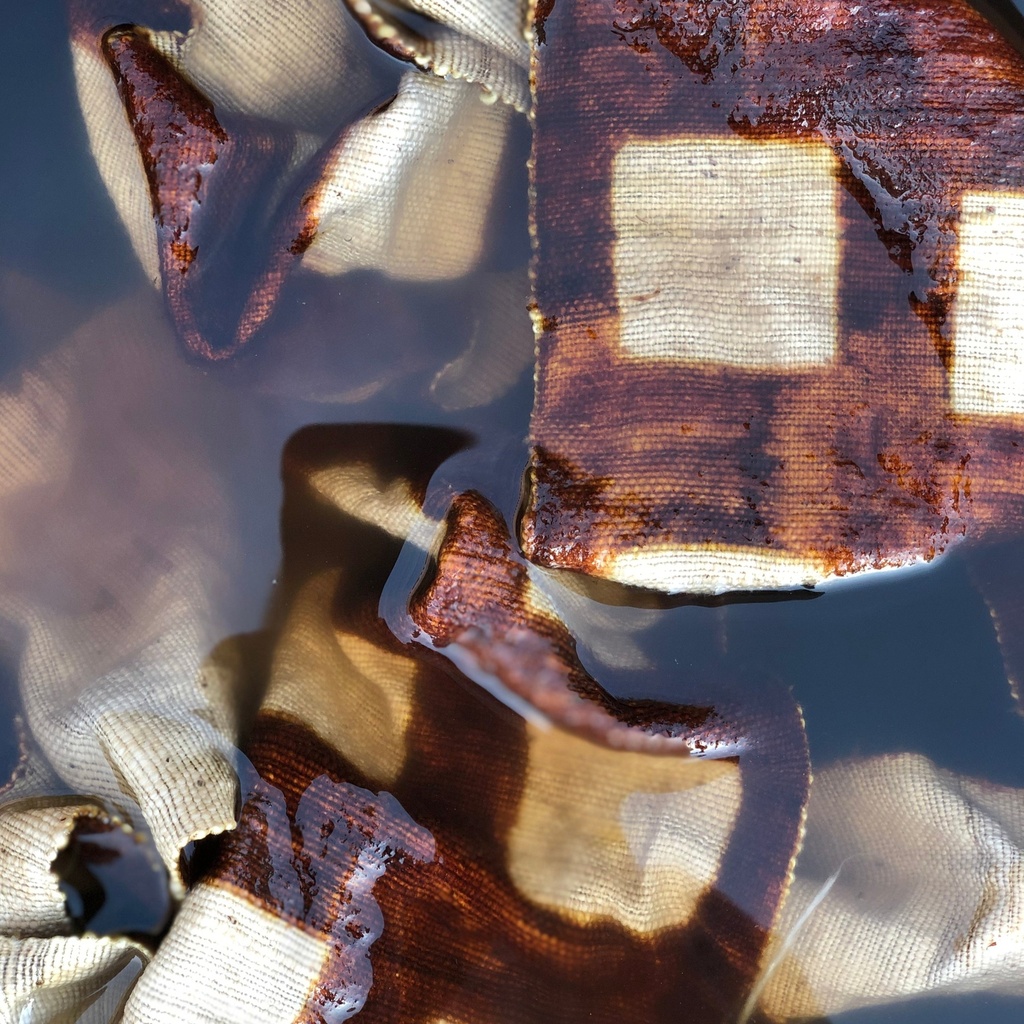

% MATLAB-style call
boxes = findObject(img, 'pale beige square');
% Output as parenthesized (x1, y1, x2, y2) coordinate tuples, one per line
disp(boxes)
(507, 723, 740, 934)
(611, 137, 841, 367)
(951, 192, 1024, 417)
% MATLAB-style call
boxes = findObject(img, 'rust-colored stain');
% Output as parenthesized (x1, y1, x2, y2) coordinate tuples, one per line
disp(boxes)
(100, 29, 225, 272)
(218, 713, 778, 1023)
(103, 26, 229, 354)
(100, 25, 307, 360)
(413, 489, 722, 744)
(287, 210, 319, 257)
(523, 0, 1024, 590)
(200, 423, 812, 1021)
(519, 447, 615, 575)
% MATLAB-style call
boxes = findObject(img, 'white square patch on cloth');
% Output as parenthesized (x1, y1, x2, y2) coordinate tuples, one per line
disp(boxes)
(611, 136, 841, 367)
(951, 192, 1024, 417)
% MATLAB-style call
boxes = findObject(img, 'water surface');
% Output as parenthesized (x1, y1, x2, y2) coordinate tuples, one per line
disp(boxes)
(1, 2, 1023, 1022)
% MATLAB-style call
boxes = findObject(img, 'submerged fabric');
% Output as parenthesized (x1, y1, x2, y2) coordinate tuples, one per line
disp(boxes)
(1, 0, 1024, 1021)
(523, 0, 1024, 594)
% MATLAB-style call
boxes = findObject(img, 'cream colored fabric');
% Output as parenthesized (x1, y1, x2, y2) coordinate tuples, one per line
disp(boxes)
(302, 72, 511, 281)
(402, 0, 530, 71)
(607, 544, 833, 595)
(121, 882, 327, 1024)
(345, 0, 530, 110)
(611, 136, 840, 368)
(147, 0, 375, 134)
(760, 753, 1024, 1018)
(0, 801, 111, 938)
(0, 293, 241, 893)
(951, 191, 1024, 416)
(0, 935, 148, 1024)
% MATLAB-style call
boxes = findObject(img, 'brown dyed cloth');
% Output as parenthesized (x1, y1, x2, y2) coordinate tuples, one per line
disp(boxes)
(2, 0, 1023, 1021)
(119, 426, 1024, 1023)
(523, 0, 1024, 595)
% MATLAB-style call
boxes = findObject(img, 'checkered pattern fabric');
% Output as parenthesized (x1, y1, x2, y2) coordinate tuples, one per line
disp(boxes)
(523, 0, 1024, 594)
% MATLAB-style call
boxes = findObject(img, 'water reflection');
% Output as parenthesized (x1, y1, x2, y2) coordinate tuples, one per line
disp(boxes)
(119, 427, 800, 1022)
(0, 0, 1023, 1022)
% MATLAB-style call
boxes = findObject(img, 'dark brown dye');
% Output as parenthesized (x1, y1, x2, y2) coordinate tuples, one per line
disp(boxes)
(286, 213, 319, 257)
(521, 446, 614, 574)
(526, 0, 1024, 586)
(1, 1, 1024, 1023)
(413, 489, 732, 745)
(102, 26, 228, 224)
(101, 25, 304, 360)
(219, 687, 791, 1023)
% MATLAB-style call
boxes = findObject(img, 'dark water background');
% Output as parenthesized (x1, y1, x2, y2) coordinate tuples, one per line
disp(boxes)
(1, 1, 1024, 1022)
